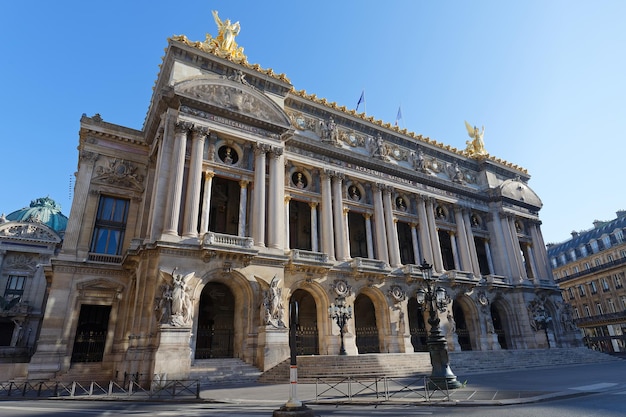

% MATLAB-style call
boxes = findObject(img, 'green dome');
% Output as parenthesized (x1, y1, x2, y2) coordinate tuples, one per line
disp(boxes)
(6, 197, 69, 233)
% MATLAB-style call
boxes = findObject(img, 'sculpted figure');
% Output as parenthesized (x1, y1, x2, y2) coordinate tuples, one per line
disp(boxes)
(464, 121, 487, 157)
(212, 10, 240, 52)
(158, 268, 195, 326)
(263, 275, 285, 328)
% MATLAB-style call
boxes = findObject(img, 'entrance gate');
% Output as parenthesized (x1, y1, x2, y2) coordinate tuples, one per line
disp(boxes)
(195, 283, 235, 359)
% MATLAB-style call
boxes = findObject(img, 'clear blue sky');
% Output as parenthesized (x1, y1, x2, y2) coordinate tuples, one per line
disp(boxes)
(1, 1, 625, 245)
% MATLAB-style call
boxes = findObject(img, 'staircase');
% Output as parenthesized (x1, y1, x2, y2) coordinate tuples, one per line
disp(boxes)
(190, 358, 262, 386)
(449, 347, 622, 375)
(258, 348, 622, 383)
(258, 353, 432, 383)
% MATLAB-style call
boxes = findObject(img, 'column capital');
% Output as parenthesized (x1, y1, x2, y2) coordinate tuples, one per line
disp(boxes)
(191, 125, 209, 138)
(343, 207, 350, 215)
(255, 142, 271, 155)
(79, 150, 99, 163)
(284, 195, 292, 203)
(204, 170, 215, 178)
(308, 201, 318, 209)
(239, 179, 249, 187)
(175, 121, 192, 134)
(269, 146, 284, 158)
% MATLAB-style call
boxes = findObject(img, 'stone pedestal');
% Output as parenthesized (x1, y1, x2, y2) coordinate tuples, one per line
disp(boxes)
(152, 326, 192, 381)
(257, 326, 290, 371)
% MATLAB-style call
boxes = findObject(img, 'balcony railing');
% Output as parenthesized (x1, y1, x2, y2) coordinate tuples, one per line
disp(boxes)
(88, 253, 123, 264)
(557, 256, 626, 283)
(202, 232, 254, 249)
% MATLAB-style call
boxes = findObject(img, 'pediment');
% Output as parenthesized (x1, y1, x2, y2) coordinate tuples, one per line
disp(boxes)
(0, 222, 61, 243)
(77, 277, 126, 300)
(174, 77, 291, 129)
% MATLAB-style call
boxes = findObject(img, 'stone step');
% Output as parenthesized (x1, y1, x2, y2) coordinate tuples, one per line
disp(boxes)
(190, 358, 262, 386)
(258, 348, 623, 383)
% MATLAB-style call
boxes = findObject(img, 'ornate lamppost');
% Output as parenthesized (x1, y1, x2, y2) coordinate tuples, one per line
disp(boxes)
(328, 297, 352, 355)
(416, 260, 462, 390)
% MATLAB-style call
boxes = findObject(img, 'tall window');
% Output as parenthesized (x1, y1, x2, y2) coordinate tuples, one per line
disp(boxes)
(90, 196, 129, 255)
(4, 275, 26, 302)
(589, 281, 597, 294)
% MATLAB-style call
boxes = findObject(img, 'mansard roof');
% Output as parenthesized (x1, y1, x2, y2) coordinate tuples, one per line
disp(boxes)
(547, 212, 626, 257)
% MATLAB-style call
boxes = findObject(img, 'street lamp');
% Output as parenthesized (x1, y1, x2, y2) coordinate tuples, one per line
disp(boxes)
(416, 260, 462, 390)
(328, 297, 352, 355)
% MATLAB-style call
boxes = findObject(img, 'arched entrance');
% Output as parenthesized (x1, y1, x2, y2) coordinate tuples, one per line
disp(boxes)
(408, 298, 427, 352)
(354, 294, 380, 353)
(452, 301, 472, 351)
(195, 282, 235, 359)
(491, 302, 509, 349)
(290, 289, 319, 355)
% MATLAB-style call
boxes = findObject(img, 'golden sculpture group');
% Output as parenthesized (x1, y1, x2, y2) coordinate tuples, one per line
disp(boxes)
(172, 10, 247, 64)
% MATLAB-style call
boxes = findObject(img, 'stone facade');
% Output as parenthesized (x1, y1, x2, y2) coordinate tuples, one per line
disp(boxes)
(548, 211, 626, 353)
(23, 16, 580, 384)
(0, 199, 65, 379)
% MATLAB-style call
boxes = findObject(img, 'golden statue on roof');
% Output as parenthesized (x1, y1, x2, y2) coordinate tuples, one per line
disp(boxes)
(171, 10, 247, 64)
(464, 121, 488, 158)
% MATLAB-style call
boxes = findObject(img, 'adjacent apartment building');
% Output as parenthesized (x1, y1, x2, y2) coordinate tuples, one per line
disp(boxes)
(0, 12, 580, 383)
(548, 211, 626, 353)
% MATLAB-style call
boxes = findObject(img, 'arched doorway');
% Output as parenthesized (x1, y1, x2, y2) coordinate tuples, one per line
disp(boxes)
(452, 301, 472, 351)
(290, 289, 319, 355)
(491, 302, 509, 349)
(408, 298, 427, 352)
(354, 294, 380, 353)
(195, 282, 235, 359)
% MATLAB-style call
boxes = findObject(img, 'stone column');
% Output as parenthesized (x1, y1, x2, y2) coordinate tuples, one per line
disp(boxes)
(484, 239, 495, 275)
(410, 223, 421, 264)
(163, 121, 191, 237)
(182, 126, 207, 238)
(331, 173, 348, 260)
(252, 144, 268, 247)
(450, 231, 460, 270)
(309, 202, 319, 252)
(506, 215, 526, 282)
(199, 171, 214, 234)
(267, 147, 284, 249)
(62, 150, 99, 256)
(383, 187, 401, 267)
(416, 196, 433, 264)
(524, 242, 539, 282)
(462, 209, 481, 277)
(284, 196, 291, 250)
(148, 113, 175, 241)
(425, 198, 444, 272)
(343, 207, 351, 258)
(365, 213, 374, 259)
(487, 210, 511, 277)
(530, 221, 552, 280)
(238, 180, 248, 237)
(372, 184, 389, 264)
(320, 171, 335, 261)
(453, 207, 471, 272)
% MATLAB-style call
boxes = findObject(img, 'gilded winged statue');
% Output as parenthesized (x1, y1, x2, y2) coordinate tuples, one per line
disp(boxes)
(212, 10, 241, 53)
(464, 121, 488, 158)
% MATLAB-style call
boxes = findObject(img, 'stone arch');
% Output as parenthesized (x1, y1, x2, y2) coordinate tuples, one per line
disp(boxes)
(452, 294, 480, 351)
(354, 286, 388, 354)
(407, 297, 427, 351)
(289, 280, 332, 354)
(490, 297, 514, 349)
(191, 269, 257, 363)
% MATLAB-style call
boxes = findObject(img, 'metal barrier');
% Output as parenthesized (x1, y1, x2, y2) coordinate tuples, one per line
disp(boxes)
(313, 375, 452, 403)
(0, 379, 200, 400)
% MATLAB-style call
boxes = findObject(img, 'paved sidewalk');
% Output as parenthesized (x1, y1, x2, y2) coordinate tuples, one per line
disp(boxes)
(200, 360, 626, 406)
